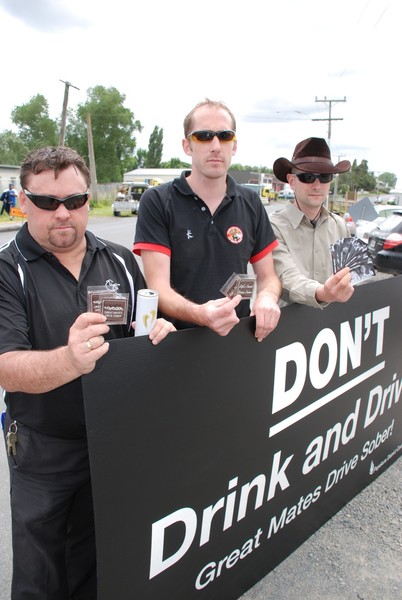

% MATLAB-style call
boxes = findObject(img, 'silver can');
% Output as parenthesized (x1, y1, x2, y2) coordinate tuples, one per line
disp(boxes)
(134, 289, 159, 337)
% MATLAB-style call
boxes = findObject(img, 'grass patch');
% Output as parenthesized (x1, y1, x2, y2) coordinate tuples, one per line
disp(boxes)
(89, 201, 113, 217)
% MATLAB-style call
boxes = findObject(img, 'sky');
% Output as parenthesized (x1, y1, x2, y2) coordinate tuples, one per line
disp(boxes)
(1, 0, 401, 187)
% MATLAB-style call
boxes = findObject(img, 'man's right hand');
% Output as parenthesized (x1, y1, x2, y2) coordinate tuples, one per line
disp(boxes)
(317, 267, 355, 304)
(197, 295, 242, 336)
(66, 312, 110, 376)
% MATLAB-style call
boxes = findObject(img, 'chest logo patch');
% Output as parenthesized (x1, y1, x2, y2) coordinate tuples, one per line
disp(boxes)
(226, 226, 243, 245)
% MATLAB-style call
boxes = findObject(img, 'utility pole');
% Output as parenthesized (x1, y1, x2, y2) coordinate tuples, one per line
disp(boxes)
(86, 113, 98, 202)
(59, 80, 80, 146)
(313, 97, 346, 208)
(313, 96, 346, 149)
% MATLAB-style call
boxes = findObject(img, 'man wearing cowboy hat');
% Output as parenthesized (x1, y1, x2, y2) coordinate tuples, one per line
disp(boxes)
(269, 137, 354, 308)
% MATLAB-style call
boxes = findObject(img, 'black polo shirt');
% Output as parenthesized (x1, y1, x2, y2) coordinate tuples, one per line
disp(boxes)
(134, 172, 277, 328)
(0, 224, 145, 438)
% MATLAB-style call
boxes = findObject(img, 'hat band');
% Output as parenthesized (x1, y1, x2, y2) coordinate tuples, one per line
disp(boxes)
(293, 156, 333, 166)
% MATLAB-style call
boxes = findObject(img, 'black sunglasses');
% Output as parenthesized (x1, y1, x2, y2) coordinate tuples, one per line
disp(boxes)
(24, 189, 89, 211)
(187, 130, 236, 143)
(293, 173, 333, 184)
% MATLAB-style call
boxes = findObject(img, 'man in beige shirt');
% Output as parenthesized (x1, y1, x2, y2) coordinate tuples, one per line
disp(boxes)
(270, 137, 355, 308)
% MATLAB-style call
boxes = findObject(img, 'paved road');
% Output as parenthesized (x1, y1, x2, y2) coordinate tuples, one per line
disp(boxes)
(0, 209, 401, 599)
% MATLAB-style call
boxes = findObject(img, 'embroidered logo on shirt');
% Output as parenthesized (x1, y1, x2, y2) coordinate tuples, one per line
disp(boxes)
(226, 226, 243, 244)
(105, 279, 120, 291)
(186, 230, 193, 240)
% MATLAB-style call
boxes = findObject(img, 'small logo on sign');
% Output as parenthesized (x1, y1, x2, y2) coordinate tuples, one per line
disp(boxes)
(226, 226, 243, 244)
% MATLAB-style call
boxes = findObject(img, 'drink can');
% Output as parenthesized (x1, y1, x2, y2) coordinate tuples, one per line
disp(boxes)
(135, 289, 159, 337)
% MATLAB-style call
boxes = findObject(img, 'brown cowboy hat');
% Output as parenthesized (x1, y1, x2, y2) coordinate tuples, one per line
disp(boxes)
(273, 137, 351, 183)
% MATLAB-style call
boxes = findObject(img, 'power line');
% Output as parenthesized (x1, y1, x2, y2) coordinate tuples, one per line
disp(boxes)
(313, 96, 346, 148)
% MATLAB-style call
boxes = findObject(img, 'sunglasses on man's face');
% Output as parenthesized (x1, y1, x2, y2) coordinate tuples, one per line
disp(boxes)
(187, 130, 236, 143)
(24, 189, 89, 211)
(293, 173, 333, 184)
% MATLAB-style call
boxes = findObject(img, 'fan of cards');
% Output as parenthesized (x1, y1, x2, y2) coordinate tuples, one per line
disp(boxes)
(330, 237, 376, 285)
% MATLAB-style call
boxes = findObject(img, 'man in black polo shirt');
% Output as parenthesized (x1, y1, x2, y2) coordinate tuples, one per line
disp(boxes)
(134, 98, 281, 340)
(0, 146, 174, 600)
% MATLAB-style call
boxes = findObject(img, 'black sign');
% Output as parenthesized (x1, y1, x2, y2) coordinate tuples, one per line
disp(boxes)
(83, 276, 402, 600)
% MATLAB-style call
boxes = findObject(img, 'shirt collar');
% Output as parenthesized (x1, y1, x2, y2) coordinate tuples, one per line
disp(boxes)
(173, 170, 238, 199)
(284, 201, 331, 229)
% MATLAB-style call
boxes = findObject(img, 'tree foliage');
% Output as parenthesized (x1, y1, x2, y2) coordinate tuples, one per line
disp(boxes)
(66, 85, 142, 182)
(0, 89, 397, 191)
(11, 94, 58, 149)
(337, 159, 377, 195)
(145, 126, 163, 168)
(161, 157, 190, 168)
(133, 148, 148, 169)
(0, 130, 29, 165)
(378, 172, 397, 189)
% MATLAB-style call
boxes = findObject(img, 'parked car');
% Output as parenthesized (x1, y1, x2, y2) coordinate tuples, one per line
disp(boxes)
(112, 182, 149, 217)
(367, 208, 402, 274)
(355, 205, 397, 242)
(278, 189, 295, 200)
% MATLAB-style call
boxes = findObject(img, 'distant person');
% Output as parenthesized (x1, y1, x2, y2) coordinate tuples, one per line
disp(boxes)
(116, 184, 126, 200)
(1, 183, 17, 219)
(270, 137, 354, 308)
(0, 146, 175, 599)
(133, 98, 281, 340)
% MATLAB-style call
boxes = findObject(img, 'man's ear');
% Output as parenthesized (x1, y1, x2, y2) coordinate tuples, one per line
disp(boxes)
(182, 137, 192, 157)
(287, 173, 295, 189)
(19, 189, 28, 211)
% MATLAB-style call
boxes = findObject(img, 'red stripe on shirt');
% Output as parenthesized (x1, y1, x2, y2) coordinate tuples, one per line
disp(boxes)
(250, 239, 278, 264)
(133, 242, 171, 257)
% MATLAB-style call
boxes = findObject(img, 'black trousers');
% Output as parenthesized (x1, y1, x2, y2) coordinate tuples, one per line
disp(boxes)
(1, 202, 11, 215)
(3, 412, 97, 599)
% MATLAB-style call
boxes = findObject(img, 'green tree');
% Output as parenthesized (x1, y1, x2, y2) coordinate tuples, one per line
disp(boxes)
(352, 160, 376, 192)
(161, 157, 190, 168)
(145, 126, 163, 168)
(0, 130, 29, 165)
(133, 148, 148, 169)
(11, 94, 58, 149)
(63, 108, 87, 161)
(338, 159, 376, 195)
(66, 86, 142, 183)
(378, 172, 397, 189)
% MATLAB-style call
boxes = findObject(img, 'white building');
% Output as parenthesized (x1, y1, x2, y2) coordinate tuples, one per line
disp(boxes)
(123, 168, 186, 184)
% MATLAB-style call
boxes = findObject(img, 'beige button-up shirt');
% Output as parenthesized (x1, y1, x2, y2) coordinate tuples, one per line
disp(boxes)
(269, 202, 349, 308)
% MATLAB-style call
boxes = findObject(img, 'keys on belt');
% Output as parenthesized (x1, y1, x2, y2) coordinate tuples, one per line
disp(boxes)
(6, 420, 18, 456)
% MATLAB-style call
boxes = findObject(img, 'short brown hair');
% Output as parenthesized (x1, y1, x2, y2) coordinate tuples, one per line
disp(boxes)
(183, 98, 236, 137)
(20, 146, 91, 189)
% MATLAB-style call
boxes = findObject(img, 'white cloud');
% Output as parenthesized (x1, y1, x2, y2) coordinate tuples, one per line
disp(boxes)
(0, 0, 90, 31)
(1, 0, 401, 185)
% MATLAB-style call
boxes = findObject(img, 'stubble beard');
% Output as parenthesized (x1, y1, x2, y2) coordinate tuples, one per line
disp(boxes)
(48, 227, 78, 249)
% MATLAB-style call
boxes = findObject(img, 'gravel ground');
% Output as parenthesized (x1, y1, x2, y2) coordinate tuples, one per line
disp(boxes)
(240, 456, 402, 600)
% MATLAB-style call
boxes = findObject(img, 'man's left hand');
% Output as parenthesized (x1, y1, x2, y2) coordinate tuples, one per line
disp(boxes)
(250, 293, 281, 342)
(132, 318, 176, 344)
